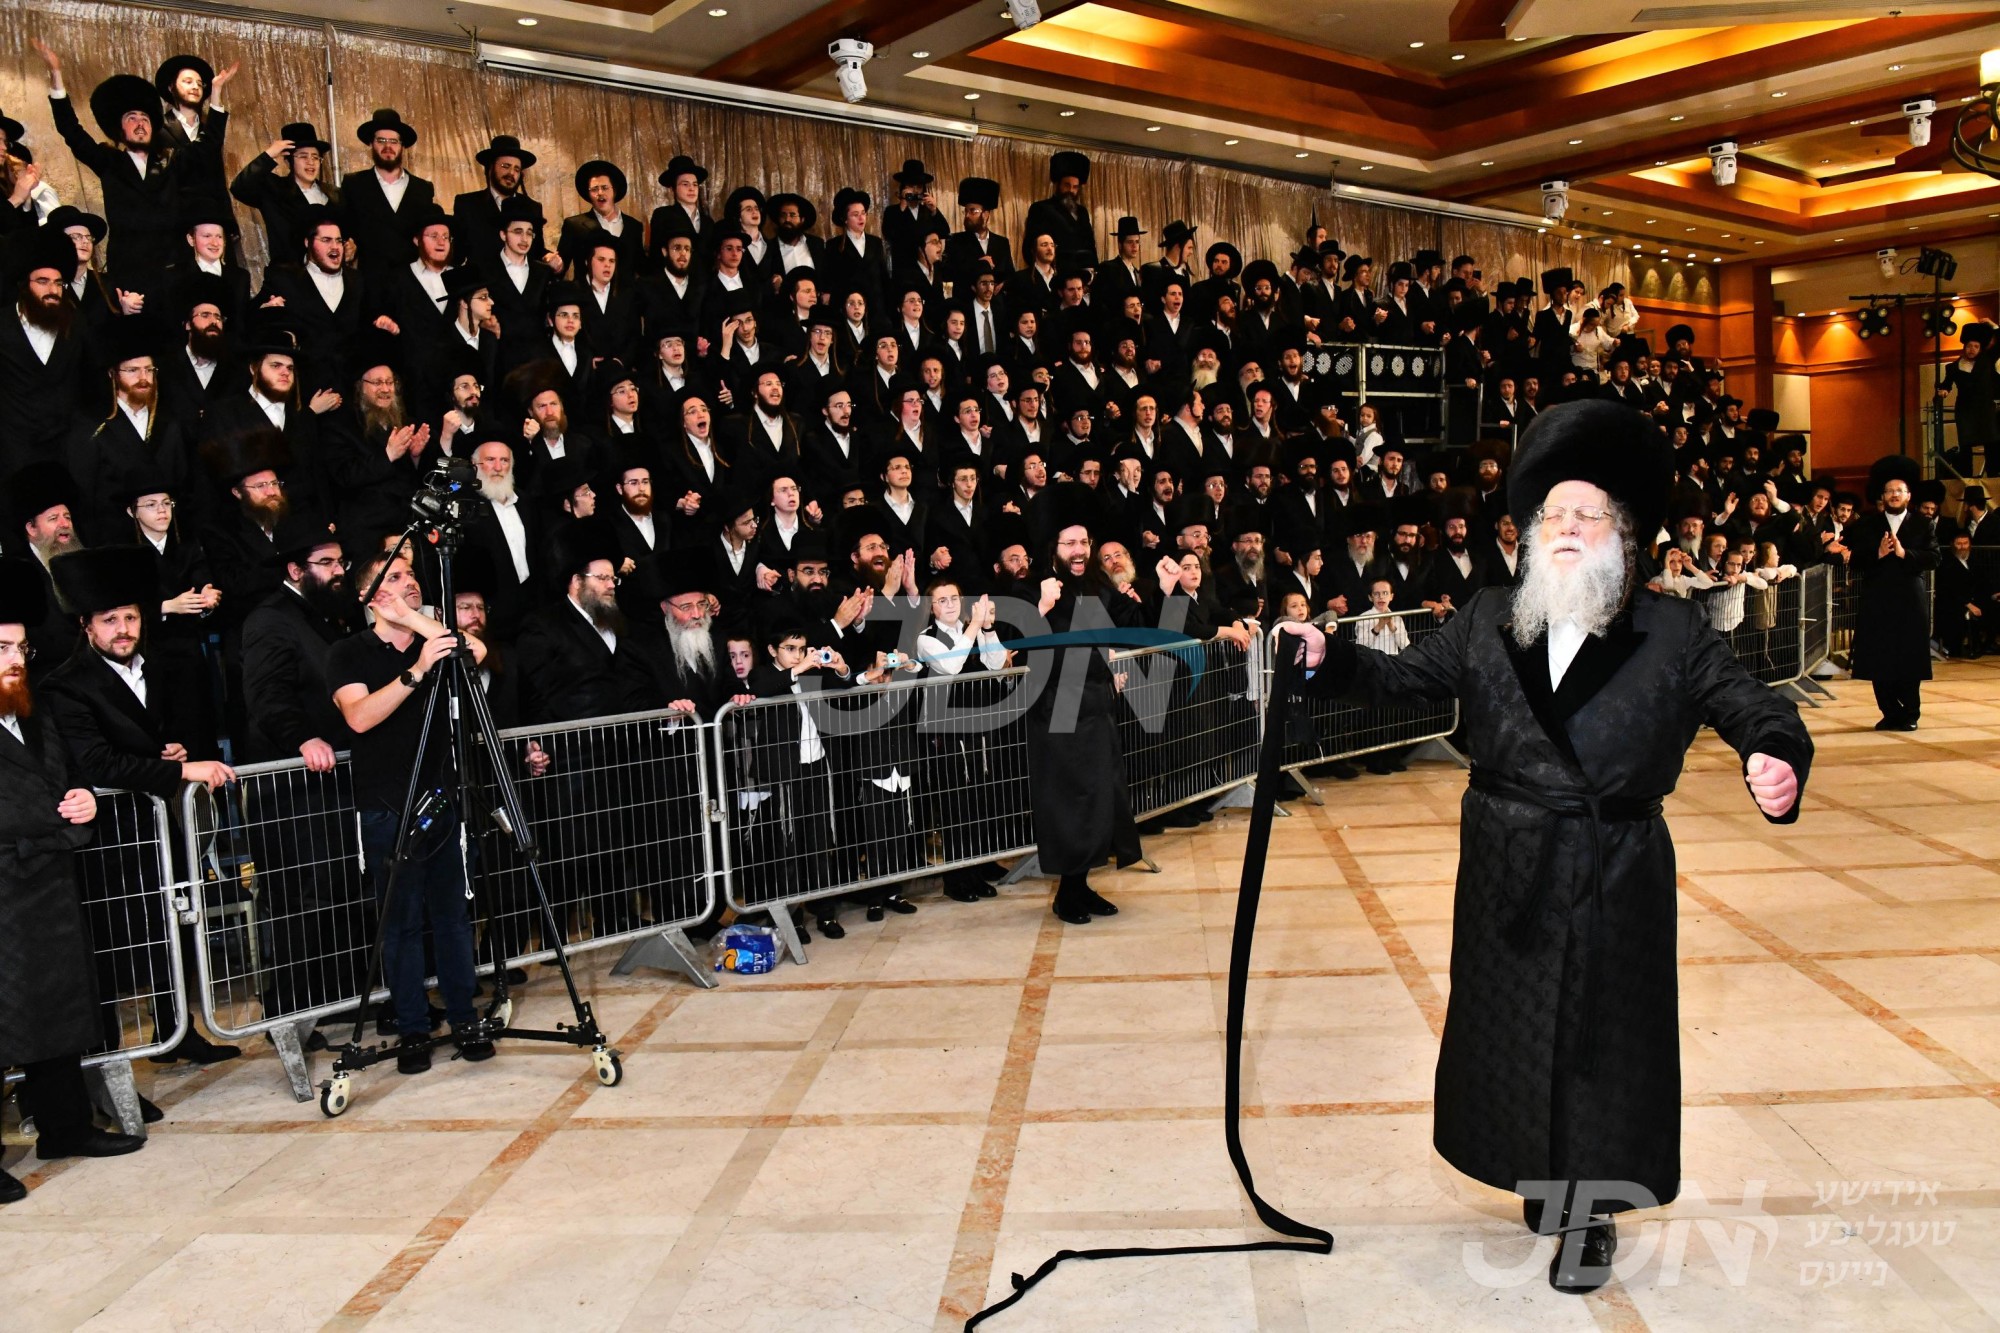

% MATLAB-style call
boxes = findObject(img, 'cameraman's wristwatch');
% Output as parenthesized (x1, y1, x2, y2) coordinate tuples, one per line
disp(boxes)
(399, 668, 422, 689)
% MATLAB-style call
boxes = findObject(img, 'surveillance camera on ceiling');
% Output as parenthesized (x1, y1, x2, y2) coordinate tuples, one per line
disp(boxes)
(1903, 97, 1936, 148)
(829, 37, 874, 104)
(1708, 140, 1739, 187)
(1876, 247, 1899, 280)
(1540, 179, 1569, 221)
(1005, 0, 1043, 28)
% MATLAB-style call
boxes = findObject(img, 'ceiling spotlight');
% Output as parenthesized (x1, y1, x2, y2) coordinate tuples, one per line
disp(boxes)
(516, 15, 537, 24)
(830, 37, 875, 101)
(1409, 40, 1425, 48)
(1770, 90, 1787, 98)
(1686, 251, 1696, 258)
(1537, 227, 1548, 233)
(1654, 160, 1668, 166)
(1850, 118, 1865, 125)
(707, 6, 728, 14)
(1479, 159, 1495, 166)
(1669, 114, 1686, 122)
(1887, 63, 1903, 71)
(1632, 243, 1642, 250)
(1685, 226, 1696, 232)
(1858, 304, 1893, 339)
(1297, 151, 1311, 158)
(1145, 125, 1161, 132)
(1660, 247, 1669, 253)
(1358, 163, 1374, 169)
(1572, 232, 1582, 239)
(1645, 219, 1657, 224)
(1567, 138, 1584, 145)
(1719, 232, 1731, 237)
(1451, 53, 1467, 61)
(1819, 158, 1831, 164)
(1004, 0, 1043, 28)
(1223, 137, 1239, 144)
(911, 50, 931, 58)
(1059, 109, 1076, 117)
(1600, 238, 1612, 245)
(1754, 240, 1765, 245)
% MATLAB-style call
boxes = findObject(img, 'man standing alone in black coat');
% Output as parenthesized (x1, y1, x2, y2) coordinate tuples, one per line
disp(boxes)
(1847, 454, 1939, 730)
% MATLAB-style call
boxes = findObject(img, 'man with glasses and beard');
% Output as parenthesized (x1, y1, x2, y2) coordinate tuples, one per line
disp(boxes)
(324, 337, 433, 539)
(159, 271, 244, 443)
(1277, 401, 1811, 1297)
(0, 227, 88, 475)
(240, 513, 362, 1042)
(43, 546, 239, 1070)
(0, 559, 148, 1204)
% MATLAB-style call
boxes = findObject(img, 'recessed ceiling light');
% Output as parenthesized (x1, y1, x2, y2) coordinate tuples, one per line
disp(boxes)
(1686, 251, 1696, 257)
(1819, 158, 1831, 164)
(1059, 109, 1076, 117)
(1685, 226, 1696, 232)
(1568, 138, 1583, 145)
(516, 15, 537, 23)
(1754, 240, 1765, 245)
(707, 6, 728, 14)
(1632, 244, 1642, 250)
(1644, 219, 1656, 224)
(1572, 233, 1581, 239)
(1719, 232, 1730, 237)
(1886, 63, 1903, 71)
(1223, 137, 1239, 145)
(1409, 40, 1425, 48)
(1660, 247, 1669, 253)
(1145, 125, 1161, 132)
(1834, 237, 1843, 242)
(1451, 52, 1467, 61)
(1711, 257, 1720, 262)
(1654, 160, 1668, 166)
(1669, 115, 1686, 123)
(1907, 224, 1919, 229)
(1512, 35, 1528, 41)
(1600, 238, 1611, 245)
(1358, 163, 1374, 169)
(911, 49, 931, 58)
(963, 93, 980, 100)
(1296, 151, 1311, 158)
(1770, 91, 1787, 98)
(1479, 159, 1495, 166)
(1849, 119, 1865, 125)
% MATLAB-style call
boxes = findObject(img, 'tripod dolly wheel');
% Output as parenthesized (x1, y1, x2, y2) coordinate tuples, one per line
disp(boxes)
(593, 1048, 623, 1087)
(320, 1073, 353, 1118)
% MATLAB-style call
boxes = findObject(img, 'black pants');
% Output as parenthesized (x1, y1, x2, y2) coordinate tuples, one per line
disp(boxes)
(1872, 677, 1923, 725)
(15, 1053, 96, 1151)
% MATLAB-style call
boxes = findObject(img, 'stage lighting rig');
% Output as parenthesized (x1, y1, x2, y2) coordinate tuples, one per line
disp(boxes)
(1857, 305, 1893, 339)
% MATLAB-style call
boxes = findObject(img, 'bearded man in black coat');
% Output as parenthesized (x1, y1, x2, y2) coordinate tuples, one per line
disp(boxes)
(1279, 401, 1812, 1294)
(1847, 454, 1939, 730)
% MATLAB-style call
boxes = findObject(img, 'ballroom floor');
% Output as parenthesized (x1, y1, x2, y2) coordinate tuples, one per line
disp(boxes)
(7, 659, 2000, 1332)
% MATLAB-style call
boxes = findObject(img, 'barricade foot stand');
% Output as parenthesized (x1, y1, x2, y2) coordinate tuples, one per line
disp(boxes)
(1409, 737, 1472, 769)
(1788, 676, 1835, 707)
(1208, 783, 1291, 818)
(269, 1019, 316, 1103)
(1281, 768, 1327, 806)
(997, 853, 1045, 886)
(769, 909, 810, 967)
(611, 926, 720, 989)
(86, 1059, 146, 1137)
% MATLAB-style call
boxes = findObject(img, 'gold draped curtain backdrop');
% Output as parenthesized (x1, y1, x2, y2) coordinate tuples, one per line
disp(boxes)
(3, 0, 1622, 297)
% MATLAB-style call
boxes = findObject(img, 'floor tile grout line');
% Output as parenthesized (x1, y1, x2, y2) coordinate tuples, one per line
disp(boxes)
(933, 910, 1063, 1330)
(318, 988, 686, 1330)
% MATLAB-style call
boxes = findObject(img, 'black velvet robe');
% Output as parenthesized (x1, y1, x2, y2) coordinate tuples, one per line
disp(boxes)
(1304, 587, 1812, 1206)
(1023, 570, 1144, 876)
(0, 711, 98, 1065)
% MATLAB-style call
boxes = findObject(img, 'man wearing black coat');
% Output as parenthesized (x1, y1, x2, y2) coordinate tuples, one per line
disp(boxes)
(1021, 151, 1097, 277)
(943, 177, 1014, 293)
(1281, 400, 1810, 1294)
(34, 45, 228, 287)
(0, 560, 148, 1191)
(252, 207, 368, 396)
(1848, 454, 1939, 729)
(451, 134, 550, 268)
(340, 109, 435, 274)
(40, 546, 239, 1066)
(0, 227, 90, 477)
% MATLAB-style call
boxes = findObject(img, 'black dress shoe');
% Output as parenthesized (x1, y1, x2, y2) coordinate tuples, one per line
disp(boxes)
(865, 904, 885, 923)
(1052, 899, 1093, 925)
(149, 1030, 241, 1066)
(943, 882, 983, 903)
(1548, 1217, 1618, 1294)
(1326, 761, 1361, 781)
(1365, 757, 1395, 775)
(37, 1128, 146, 1160)
(140, 1095, 164, 1124)
(503, 967, 529, 986)
(976, 882, 998, 898)
(817, 917, 846, 940)
(0, 1168, 25, 1204)
(884, 895, 918, 915)
(396, 1044, 432, 1075)
(1077, 886, 1120, 917)
(976, 861, 1010, 884)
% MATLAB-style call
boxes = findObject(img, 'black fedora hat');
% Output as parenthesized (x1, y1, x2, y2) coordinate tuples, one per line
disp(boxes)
(153, 54, 214, 101)
(278, 121, 332, 154)
(768, 191, 817, 231)
(475, 133, 536, 169)
(575, 159, 627, 202)
(49, 546, 157, 619)
(1159, 219, 1196, 248)
(892, 158, 933, 186)
(1111, 215, 1143, 239)
(355, 107, 418, 148)
(957, 177, 1000, 210)
(658, 154, 708, 188)
(0, 109, 24, 147)
(89, 74, 160, 143)
(45, 204, 107, 243)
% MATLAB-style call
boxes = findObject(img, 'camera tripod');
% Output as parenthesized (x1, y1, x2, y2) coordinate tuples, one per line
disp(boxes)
(317, 516, 621, 1117)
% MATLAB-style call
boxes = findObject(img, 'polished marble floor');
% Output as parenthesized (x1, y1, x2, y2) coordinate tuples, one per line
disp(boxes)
(8, 660, 2000, 1331)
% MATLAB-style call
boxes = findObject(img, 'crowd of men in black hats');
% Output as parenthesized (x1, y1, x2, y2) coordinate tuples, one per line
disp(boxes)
(1, 45, 1994, 1151)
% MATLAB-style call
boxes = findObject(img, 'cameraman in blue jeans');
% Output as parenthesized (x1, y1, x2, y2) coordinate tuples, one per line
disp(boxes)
(328, 548, 490, 1075)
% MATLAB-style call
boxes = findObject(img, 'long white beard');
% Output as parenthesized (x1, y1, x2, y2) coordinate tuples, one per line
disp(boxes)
(1510, 523, 1634, 649)
(667, 614, 717, 678)
(479, 473, 517, 505)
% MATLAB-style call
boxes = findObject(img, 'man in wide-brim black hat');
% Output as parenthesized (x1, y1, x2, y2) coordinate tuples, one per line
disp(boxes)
(31, 39, 231, 289)
(559, 158, 644, 281)
(1278, 399, 1811, 1295)
(452, 134, 552, 271)
(1022, 149, 1097, 279)
(1846, 452, 1938, 730)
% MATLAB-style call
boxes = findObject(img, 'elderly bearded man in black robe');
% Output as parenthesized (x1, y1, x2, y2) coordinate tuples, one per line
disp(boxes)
(1278, 401, 1812, 1293)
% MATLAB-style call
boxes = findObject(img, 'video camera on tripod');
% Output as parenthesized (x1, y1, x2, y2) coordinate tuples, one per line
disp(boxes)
(409, 455, 486, 532)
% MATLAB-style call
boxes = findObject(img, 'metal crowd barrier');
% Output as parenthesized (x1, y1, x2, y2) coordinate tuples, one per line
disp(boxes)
(714, 663, 1040, 965)
(1115, 634, 1262, 822)
(1264, 609, 1462, 791)
(1711, 572, 1807, 689)
(184, 707, 716, 1101)
(1799, 564, 1833, 678)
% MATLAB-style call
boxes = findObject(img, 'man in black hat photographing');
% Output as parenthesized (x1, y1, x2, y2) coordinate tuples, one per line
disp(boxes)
(1275, 401, 1811, 1294)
